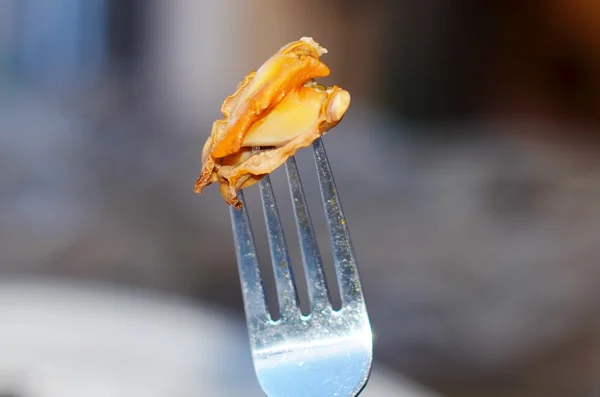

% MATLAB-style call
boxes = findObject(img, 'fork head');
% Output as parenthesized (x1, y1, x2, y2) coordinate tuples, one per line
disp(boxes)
(230, 138, 373, 396)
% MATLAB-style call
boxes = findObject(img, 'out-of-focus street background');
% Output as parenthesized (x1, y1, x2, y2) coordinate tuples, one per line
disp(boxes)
(1, 1, 600, 396)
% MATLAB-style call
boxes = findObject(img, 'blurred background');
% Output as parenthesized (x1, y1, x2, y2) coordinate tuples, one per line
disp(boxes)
(1, 0, 600, 396)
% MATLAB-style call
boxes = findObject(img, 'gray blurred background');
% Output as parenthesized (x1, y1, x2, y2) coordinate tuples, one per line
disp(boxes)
(2, 0, 600, 396)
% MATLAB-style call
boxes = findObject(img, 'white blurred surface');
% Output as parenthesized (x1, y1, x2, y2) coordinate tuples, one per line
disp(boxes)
(0, 278, 436, 397)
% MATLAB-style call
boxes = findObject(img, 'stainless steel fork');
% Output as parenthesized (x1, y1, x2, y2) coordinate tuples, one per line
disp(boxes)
(229, 138, 373, 396)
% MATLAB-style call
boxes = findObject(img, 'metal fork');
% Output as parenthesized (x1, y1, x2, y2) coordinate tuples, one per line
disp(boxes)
(230, 138, 373, 396)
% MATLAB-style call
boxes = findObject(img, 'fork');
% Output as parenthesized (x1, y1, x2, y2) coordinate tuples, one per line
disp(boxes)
(229, 138, 373, 396)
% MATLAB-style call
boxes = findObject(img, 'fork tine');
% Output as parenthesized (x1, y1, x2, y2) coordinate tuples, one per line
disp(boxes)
(259, 174, 300, 318)
(229, 190, 270, 323)
(285, 157, 331, 312)
(312, 138, 365, 307)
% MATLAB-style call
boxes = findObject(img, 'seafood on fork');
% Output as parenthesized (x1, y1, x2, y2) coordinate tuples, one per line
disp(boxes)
(194, 37, 351, 208)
